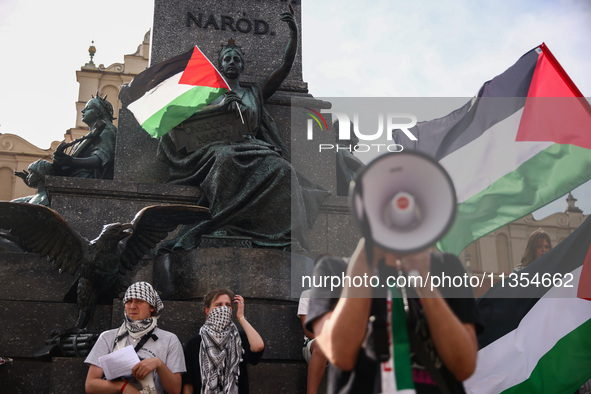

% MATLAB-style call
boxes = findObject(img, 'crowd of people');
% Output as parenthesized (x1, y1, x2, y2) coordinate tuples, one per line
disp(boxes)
(14, 5, 567, 392)
(84, 240, 482, 394)
(84, 227, 559, 393)
(18, 7, 485, 392)
(21, 26, 562, 391)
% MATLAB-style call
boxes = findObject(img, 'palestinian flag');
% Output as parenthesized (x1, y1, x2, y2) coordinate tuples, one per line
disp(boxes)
(400, 43, 591, 255)
(463, 215, 591, 393)
(119, 45, 230, 138)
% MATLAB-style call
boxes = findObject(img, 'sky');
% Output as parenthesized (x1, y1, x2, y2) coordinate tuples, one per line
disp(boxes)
(0, 0, 590, 217)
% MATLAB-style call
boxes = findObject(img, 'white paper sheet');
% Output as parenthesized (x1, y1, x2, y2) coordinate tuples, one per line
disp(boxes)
(98, 345, 140, 381)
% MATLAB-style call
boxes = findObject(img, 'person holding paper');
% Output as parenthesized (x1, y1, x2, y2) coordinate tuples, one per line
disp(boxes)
(182, 288, 264, 393)
(85, 281, 185, 394)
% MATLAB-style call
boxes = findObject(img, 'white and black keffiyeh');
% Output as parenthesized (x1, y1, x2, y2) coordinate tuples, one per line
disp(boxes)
(199, 306, 243, 394)
(115, 281, 163, 347)
(122, 281, 164, 317)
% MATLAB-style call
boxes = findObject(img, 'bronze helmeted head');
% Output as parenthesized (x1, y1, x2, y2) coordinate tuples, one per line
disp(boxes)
(218, 38, 245, 74)
(88, 92, 115, 121)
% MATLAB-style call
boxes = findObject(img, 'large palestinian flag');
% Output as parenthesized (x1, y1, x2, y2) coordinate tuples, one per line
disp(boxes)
(119, 45, 230, 138)
(401, 43, 591, 255)
(463, 215, 591, 393)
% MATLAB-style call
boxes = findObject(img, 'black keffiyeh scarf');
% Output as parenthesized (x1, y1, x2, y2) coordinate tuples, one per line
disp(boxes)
(199, 306, 243, 394)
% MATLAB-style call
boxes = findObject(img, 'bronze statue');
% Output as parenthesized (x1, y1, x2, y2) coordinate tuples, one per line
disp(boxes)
(12, 159, 55, 206)
(52, 93, 116, 179)
(156, 9, 328, 253)
(0, 202, 210, 331)
(12, 94, 117, 206)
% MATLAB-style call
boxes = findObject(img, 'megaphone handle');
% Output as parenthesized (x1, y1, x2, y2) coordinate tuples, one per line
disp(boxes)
(368, 242, 390, 362)
(370, 297, 390, 362)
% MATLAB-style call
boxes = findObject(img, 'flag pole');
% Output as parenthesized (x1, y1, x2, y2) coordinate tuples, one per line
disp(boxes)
(235, 102, 245, 124)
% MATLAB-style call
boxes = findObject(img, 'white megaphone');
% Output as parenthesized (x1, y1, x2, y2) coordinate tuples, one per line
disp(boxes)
(349, 151, 457, 254)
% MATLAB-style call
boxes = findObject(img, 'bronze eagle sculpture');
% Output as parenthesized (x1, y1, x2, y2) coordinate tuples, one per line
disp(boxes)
(0, 202, 210, 331)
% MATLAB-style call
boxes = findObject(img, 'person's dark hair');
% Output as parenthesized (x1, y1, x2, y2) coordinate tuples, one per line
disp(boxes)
(203, 288, 235, 313)
(520, 228, 552, 267)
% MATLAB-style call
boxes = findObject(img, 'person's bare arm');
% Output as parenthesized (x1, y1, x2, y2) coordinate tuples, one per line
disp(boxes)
(420, 297, 478, 380)
(131, 357, 182, 394)
(300, 315, 315, 339)
(312, 239, 376, 371)
(85, 364, 139, 393)
(396, 253, 478, 381)
(235, 295, 265, 352)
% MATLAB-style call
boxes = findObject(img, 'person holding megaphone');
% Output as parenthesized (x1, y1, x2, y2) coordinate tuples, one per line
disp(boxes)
(304, 152, 483, 394)
(305, 239, 482, 394)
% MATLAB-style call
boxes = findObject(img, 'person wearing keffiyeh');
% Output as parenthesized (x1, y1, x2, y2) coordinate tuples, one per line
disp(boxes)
(183, 288, 265, 394)
(85, 281, 186, 394)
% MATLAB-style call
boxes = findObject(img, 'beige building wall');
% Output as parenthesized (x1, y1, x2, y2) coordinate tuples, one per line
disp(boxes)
(70, 31, 150, 141)
(463, 193, 587, 297)
(0, 135, 59, 201)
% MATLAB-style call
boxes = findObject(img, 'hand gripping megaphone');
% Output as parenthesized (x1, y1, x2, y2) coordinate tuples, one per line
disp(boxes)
(349, 151, 457, 254)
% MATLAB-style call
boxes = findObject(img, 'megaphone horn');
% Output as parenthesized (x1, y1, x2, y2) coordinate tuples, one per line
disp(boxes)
(349, 151, 457, 254)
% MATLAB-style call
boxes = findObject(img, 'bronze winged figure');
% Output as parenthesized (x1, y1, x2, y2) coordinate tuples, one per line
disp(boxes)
(0, 202, 210, 331)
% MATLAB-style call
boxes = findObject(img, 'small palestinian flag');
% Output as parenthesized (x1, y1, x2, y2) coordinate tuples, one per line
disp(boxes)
(399, 43, 591, 255)
(120, 45, 230, 138)
(464, 215, 591, 393)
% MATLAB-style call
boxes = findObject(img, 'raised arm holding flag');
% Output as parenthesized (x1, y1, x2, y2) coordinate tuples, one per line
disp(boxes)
(122, 8, 327, 253)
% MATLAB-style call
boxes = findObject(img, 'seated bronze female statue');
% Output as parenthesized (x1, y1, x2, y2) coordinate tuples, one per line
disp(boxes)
(158, 10, 326, 253)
